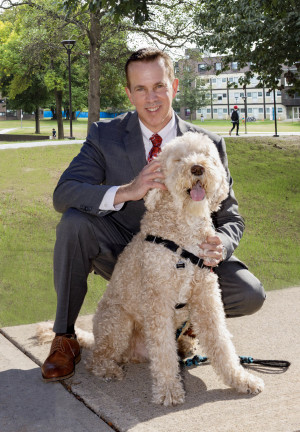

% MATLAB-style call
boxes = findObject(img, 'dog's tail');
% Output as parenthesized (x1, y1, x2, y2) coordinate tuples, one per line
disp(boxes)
(36, 321, 95, 349)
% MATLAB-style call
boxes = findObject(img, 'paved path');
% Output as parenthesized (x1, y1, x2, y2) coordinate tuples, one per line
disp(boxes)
(1, 287, 299, 432)
(0, 132, 299, 150)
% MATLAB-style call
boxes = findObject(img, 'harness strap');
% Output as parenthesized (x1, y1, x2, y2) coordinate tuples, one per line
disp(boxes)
(145, 235, 211, 270)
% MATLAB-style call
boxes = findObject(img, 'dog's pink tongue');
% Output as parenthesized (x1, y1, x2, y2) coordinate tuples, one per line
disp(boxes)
(190, 182, 205, 201)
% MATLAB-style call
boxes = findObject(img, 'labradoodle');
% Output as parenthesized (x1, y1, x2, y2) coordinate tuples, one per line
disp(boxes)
(39, 132, 264, 406)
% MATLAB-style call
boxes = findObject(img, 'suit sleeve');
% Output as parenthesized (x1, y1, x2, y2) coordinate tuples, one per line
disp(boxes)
(212, 136, 245, 258)
(53, 122, 113, 216)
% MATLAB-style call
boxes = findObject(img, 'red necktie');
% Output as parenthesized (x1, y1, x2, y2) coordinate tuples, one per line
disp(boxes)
(148, 133, 162, 162)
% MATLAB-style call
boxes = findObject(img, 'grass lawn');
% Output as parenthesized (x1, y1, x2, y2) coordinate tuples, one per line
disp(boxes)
(0, 136, 299, 327)
(1, 118, 300, 143)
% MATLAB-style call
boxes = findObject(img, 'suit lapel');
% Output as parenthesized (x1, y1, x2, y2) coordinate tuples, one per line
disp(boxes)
(175, 113, 194, 136)
(124, 112, 147, 176)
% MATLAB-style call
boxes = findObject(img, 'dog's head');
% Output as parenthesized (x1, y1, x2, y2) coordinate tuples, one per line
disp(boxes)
(145, 132, 229, 217)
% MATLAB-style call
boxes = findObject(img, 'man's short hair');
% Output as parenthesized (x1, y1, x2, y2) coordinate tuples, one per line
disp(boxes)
(125, 47, 175, 89)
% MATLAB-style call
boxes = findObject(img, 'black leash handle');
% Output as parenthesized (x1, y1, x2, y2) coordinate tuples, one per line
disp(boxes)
(239, 356, 291, 369)
(180, 355, 291, 369)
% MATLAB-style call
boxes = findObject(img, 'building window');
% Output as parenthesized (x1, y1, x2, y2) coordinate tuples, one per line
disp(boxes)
(222, 78, 227, 82)
(267, 107, 270, 113)
(278, 107, 283, 113)
(266, 91, 270, 96)
(258, 92, 263, 97)
(277, 91, 281, 96)
(184, 109, 190, 117)
(198, 63, 207, 72)
(223, 93, 227, 98)
(231, 62, 238, 70)
(207, 108, 211, 113)
(223, 108, 228, 113)
(211, 78, 217, 84)
(259, 108, 263, 113)
(240, 92, 244, 98)
(213, 108, 218, 113)
(247, 92, 252, 98)
(234, 92, 239, 99)
(215, 62, 222, 71)
(218, 94, 222, 100)
(248, 108, 253, 113)
(229, 77, 234, 83)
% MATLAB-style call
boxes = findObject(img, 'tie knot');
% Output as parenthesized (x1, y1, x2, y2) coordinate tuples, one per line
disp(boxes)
(150, 133, 162, 148)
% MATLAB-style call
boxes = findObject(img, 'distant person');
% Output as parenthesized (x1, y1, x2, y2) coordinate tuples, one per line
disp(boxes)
(52, 128, 56, 139)
(229, 106, 239, 136)
(200, 113, 204, 122)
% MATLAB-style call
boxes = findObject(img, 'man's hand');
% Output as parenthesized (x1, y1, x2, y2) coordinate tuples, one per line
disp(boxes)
(199, 235, 224, 267)
(114, 160, 166, 205)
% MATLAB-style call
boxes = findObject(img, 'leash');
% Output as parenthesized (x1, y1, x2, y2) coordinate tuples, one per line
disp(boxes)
(180, 355, 290, 369)
(176, 322, 291, 370)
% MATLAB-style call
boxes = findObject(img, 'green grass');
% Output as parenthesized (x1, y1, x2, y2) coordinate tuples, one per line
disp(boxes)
(0, 118, 90, 140)
(1, 118, 300, 143)
(0, 137, 299, 327)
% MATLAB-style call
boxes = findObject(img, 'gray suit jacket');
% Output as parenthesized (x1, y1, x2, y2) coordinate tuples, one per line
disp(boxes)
(53, 111, 245, 259)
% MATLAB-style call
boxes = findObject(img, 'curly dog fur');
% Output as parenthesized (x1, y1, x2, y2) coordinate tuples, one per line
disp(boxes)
(38, 132, 264, 406)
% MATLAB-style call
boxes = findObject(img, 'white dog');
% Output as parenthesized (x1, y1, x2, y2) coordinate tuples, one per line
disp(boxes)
(39, 132, 264, 406)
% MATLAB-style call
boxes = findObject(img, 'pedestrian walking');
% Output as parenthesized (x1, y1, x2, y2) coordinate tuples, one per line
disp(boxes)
(229, 106, 239, 136)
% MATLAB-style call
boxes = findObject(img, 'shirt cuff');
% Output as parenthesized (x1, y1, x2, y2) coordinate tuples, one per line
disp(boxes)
(99, 186, 124, 211)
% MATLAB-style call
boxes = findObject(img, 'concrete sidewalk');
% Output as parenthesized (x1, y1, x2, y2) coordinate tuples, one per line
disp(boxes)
(1, 287, 299, 432)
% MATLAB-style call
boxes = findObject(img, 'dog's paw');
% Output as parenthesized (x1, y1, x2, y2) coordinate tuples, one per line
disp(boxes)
(152, 380, 185, 406)
(234, 372, 264, 395)
(86, 357, 125, 381)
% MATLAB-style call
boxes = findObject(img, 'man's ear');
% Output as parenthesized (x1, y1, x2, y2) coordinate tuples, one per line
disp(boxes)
(125, 87, 134, 106)
(172, 78, 179, 98)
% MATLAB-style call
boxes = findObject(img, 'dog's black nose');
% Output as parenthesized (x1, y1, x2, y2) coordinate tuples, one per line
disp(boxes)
(191, 164, 205, 176)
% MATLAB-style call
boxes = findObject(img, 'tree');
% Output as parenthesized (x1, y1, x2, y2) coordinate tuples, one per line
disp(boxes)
(173, 51, 210, 122)
(194, 0, 300, 94)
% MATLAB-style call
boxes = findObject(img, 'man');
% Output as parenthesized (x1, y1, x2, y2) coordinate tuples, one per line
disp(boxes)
(229, 105, 240, 136)
(41, 48, 265, 382)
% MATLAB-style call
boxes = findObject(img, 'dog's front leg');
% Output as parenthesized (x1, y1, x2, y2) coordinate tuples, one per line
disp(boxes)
(143, 305, 185, 406)
(190, 271, 264, 395)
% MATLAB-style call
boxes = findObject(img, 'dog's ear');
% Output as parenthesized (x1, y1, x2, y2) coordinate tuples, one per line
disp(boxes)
(144, 188, 164, 211)
(209, 177, 230, 212)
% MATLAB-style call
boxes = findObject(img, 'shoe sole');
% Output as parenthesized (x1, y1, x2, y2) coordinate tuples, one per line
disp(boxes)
(42, 353, 81, 383)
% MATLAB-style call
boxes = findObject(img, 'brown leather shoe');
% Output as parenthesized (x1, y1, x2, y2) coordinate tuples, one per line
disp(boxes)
(41, 335, 81, 382)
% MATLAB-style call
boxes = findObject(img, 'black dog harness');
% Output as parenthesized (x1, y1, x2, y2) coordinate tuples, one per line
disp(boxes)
(145, 234, 211, 270)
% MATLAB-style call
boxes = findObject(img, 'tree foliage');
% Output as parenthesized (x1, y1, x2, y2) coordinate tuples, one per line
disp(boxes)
(194, 0, 300, 93)
(173, 51, 210, 121)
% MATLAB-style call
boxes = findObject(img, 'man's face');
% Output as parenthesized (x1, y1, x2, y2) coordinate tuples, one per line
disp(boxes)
(125, 58, 179, 133)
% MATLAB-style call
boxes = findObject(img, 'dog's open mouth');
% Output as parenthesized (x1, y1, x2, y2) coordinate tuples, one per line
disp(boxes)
(187, 181, 206, 201)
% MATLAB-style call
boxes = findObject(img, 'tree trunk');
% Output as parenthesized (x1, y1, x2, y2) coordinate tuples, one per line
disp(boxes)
(87, 12, 101, 134)
(34, 107, 40, 134)
(54, 89, 64, 139)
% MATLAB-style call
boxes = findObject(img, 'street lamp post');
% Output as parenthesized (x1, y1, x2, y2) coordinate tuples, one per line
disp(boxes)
(242, 85, 247, 135)
(62, 40, 76, 139)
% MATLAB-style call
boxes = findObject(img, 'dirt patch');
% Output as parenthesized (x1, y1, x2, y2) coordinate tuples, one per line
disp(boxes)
(235, 136, 300, 151)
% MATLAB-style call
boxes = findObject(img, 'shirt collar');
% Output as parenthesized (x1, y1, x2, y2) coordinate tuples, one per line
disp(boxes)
(139, 111, 176, 143)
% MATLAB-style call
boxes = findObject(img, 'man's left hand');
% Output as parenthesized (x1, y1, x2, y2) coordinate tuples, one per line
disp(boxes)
(199, 235, 224, 267)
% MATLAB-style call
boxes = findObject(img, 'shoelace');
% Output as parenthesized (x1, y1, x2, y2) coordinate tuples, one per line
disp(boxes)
(50, 336, 76, 357)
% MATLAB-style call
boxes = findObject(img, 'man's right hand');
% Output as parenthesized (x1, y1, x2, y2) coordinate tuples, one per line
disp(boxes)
(114, 160, 166, 205)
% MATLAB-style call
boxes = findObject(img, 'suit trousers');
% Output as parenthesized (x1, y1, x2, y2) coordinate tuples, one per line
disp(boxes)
(53, 208, 266, 333)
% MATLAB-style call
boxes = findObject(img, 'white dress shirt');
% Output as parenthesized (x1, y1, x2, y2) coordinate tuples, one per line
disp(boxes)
(99, 111, 177, 211)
